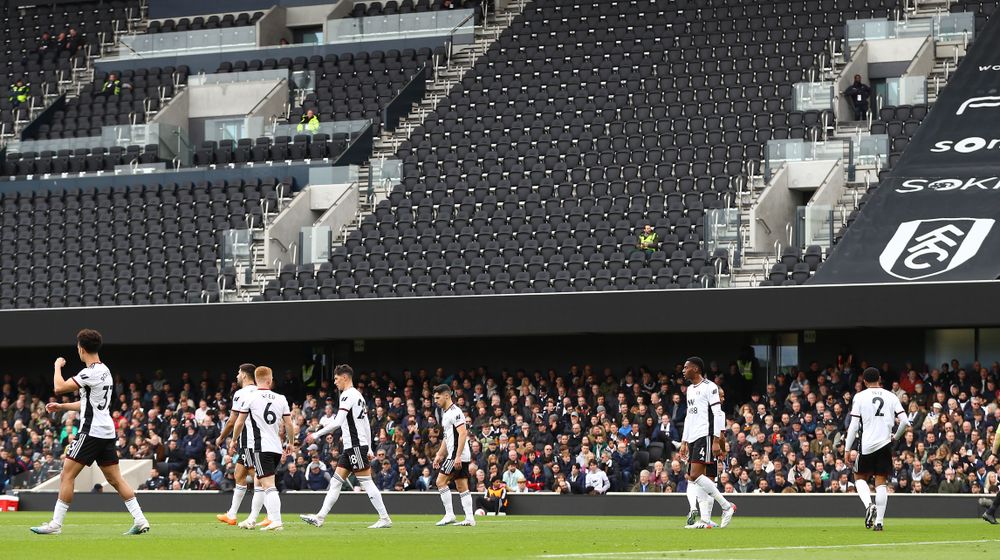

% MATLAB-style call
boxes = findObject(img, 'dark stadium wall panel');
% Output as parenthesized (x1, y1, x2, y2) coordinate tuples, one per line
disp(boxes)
(14, 491, 987, 518)
(1, 281, 998, 349)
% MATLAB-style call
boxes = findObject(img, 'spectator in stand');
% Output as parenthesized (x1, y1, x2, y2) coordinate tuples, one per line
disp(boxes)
(630, 469, 661, 493)
(62, 28, 82, 55)
(525, 464, 547, 492)
(37, 31, 56, 55)
(282, 462, 305, 491)
(306, 460, 330, 491)
(502, 460, 525, 489)
(585, 460, 610, 495)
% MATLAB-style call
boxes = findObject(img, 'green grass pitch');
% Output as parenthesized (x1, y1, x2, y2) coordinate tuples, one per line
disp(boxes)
(1, 512, 997, 559)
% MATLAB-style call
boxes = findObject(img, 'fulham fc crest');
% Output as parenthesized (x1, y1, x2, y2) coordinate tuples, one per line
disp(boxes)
(878, 218, 995, 280)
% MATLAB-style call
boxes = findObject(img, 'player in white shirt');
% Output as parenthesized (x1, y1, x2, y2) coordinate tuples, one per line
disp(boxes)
(214, 363, 260, 527)
(432, 384, 475, 526)
(231, 366, 294, 531)
(31, 329, 149, 536)
(300, 364, 392, 529)
(678, 357, 735, 528)
(845, 367, 909, 531)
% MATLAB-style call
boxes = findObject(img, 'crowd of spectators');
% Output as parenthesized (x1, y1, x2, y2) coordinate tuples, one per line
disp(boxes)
(2, 355, 999, 499)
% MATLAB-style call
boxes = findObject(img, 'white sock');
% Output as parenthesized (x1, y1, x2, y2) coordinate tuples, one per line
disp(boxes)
(263, 487, 282, 525)
(358, 476, 389, 519)
(875, 485, 888, 525)
(53, 499, 69, 526)
(318, 474, 345, 518)
(695, 475, 731, 509)
(685, 479, 699, 512)
(439, 487, 454, 517)
(124, 497, 147, 524)
(459, 490, 474, 520)
(697, 484, 713, 522)
(227, 485, 247, 518)
(855, 479, 872, 508)
(248, 486, 264, 522)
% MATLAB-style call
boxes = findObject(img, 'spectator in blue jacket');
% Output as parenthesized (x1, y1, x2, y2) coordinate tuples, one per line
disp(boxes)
(181, 425, 205, 462)
(306, 461, 330, 491)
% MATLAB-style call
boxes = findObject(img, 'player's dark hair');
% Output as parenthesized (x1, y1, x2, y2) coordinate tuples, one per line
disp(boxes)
(334, 364, 353, 377)
(77, 329, 102, 353)
(686, 356, 705, 373)
(239, 363, 256, 376)
(433, 383, 451, 395)
(863, 367, 881, 384)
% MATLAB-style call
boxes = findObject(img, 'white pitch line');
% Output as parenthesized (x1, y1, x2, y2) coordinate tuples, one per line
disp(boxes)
(537, 538, 1000, 558)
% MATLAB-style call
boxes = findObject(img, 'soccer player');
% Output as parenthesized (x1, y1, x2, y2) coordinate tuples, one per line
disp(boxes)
(230, 366, 294, 531)
(31, 329, 150, 535)
(432, 384, 475, 526)
(678, 356, 735, 528)
(214, 363, 259, 526)
(300, 364, 392, 529)
(845, 367, 910, 531)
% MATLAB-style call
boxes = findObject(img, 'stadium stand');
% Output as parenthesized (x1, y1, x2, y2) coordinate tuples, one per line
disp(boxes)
(0, 177, 291, 308)
(3, 355, 997, 496)
(1, 0, 140, 137)
(145, 12, 265, 34)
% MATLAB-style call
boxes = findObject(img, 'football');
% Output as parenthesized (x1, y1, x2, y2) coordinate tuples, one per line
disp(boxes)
(475, 508, 486, 517)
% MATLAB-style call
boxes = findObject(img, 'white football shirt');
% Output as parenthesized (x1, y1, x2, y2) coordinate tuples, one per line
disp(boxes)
(231, 384, 257, 449)
(850, 387, 904, 454)
(337, 387, 372, 449)
(235, 389, 290, 453)
(438, 404, 471, 462)
(72, 363, 116, 439)
(683, 380, 722, 441)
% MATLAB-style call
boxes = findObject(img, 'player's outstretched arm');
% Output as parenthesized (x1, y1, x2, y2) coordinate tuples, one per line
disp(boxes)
(52, 357, 77, 394)
(305, 408, 345, 444)
(46, 401, 80, 413)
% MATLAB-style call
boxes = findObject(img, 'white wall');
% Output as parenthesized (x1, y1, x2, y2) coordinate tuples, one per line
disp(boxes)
(187, 80, 286, 118)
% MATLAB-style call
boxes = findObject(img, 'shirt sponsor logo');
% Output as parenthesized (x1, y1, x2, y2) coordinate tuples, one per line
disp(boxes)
(879, 218, 995, 280)
(895, 177, 1000, 193)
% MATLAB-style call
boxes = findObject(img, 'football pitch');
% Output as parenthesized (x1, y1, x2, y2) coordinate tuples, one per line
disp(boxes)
(1, 513, 997, 559)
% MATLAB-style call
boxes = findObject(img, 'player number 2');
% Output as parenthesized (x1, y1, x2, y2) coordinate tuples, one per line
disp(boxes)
(264, 402, 277, 424)
(872, 397, 885, 417)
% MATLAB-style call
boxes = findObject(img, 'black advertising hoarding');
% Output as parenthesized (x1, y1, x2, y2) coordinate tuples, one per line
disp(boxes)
(811, 13, 1000, 284)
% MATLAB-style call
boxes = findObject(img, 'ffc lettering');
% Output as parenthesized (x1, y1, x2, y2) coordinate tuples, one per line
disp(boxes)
(879, 218, 995, 280)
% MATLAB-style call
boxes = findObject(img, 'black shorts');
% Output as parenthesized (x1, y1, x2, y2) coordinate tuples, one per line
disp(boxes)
(855, 443, 893, 476)
(688, 436, 713, 465)
(337, 445, 372, 472)
(67, 434, 118, 467)
(441, 460, 470, 482)
(251, 451, 281, 478)
(237, 448, 257, 470)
